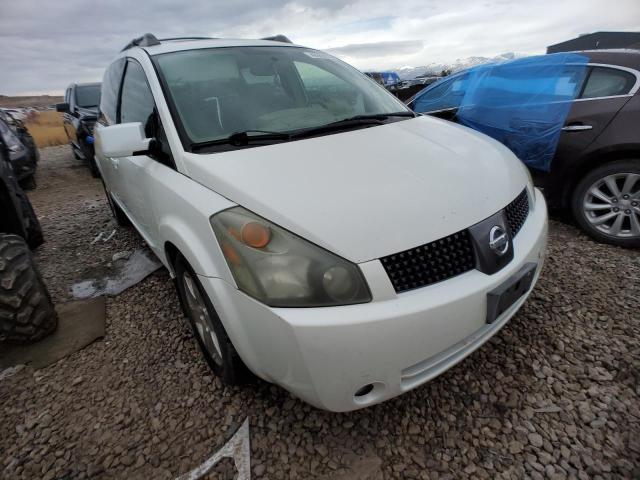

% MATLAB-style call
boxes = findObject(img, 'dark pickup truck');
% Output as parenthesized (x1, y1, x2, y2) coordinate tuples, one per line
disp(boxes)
(56, 82, 101, 177)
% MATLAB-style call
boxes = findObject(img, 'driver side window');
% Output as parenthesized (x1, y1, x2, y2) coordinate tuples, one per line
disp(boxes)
(119, 60, 156, 137)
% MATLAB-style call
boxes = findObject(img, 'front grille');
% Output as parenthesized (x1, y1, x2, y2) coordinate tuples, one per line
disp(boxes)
(380, 230, 475, 293)
(381, 189, 530, 294)
(505, 189, 530, 237)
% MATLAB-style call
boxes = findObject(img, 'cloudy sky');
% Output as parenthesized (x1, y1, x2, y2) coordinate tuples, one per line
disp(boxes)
(1, 0, 639, 95)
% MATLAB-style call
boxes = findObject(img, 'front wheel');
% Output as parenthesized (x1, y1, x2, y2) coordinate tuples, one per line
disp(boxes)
(173, 255, 252, 385)
(0, 234, 57, 343)
(571, 159, 640, 248)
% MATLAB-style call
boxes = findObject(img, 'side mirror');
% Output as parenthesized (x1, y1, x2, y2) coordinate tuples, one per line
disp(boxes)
(55, 102, 70, 113)
(95, 122, 152, 158)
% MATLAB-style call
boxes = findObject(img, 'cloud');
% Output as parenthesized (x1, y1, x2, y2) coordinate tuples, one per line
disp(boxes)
(0, 0, 639, 95)
(326, 40, 424, 58)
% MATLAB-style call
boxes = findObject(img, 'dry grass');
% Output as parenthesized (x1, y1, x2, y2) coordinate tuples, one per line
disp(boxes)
(24, 111, 68, 148)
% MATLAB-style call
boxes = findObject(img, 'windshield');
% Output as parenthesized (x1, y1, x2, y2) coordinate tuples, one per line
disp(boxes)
(154, 46, 410, 148)
(75, 85, 101, 108)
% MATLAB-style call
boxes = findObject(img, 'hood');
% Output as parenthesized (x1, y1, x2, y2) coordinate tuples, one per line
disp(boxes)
(183, 116, 529, 263)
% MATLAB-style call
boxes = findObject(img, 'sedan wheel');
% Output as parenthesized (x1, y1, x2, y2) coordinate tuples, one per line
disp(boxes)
(182, 271, 223, 366)
(572, 159, 640, 248)
(582, 173, 640, 238)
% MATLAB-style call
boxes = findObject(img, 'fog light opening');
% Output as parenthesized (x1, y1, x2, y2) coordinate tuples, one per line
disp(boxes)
(353, 382, 386, 405)
(354, 384, 374, 397)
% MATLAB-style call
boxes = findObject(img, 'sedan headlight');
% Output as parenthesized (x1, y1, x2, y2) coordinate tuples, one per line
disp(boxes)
(211, 207, 371, 307)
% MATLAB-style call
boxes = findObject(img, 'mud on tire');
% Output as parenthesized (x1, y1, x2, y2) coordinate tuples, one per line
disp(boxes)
(0, 234, 57, 343)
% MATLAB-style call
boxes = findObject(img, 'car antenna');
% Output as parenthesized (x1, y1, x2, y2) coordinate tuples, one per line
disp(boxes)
(260, 35, 293, 44)
(121, 33, 161, 52)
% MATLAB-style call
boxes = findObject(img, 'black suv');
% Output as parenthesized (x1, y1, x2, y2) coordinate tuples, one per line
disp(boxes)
(409, 50, 640, 248)
(56, 82, 101, 177)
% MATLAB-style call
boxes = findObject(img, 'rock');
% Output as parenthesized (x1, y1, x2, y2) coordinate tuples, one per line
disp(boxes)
(112, 251, 132, 262)
(509, 441, 524, 454)
(528, 433, 544, 448)
(315, 445, 329, 457)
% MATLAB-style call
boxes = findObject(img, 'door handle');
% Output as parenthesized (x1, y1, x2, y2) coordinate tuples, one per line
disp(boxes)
(110, 157, 119, 169)
(562, 124, 593, 131)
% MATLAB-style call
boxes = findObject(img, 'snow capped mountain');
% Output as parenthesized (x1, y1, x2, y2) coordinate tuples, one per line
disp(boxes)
(395, 52, 524, 80)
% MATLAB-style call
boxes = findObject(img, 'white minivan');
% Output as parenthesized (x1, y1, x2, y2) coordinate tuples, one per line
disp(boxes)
(95, 34, 548, 412)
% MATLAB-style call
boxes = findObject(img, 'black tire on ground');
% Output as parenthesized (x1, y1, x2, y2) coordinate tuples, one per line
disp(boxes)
(19, 174, 36, 191)
(88, 157, 100, 178)
(173, 254, 253, 385)
(571, 159, 640, 248)
(7, 172, 43, 249)
(80, 140, 100, 178)
(0, 234, 57, 343)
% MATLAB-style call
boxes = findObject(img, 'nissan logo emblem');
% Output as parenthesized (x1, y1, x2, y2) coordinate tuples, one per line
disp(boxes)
(489, 226, 509, 256)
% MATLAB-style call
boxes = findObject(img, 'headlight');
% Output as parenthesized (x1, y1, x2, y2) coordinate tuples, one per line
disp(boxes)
(211, 207, 371, 307)
(522, 163, 536, 208)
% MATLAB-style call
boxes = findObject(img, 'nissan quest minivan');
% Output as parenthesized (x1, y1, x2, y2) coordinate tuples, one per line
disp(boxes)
(94, 34, 548, 412)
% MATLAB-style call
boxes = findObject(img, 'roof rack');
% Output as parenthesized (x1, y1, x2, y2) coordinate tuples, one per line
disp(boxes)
(121, 33, 292, 52)
(157, 36, 213, 42)
(261, 35, 293, 44)
(121, 33, 161, 51)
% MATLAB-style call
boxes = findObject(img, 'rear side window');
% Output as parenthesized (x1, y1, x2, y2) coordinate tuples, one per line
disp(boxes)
(581, 67, 636, 99)
(100, 58, 126, 124)
(119, 60, 156, 136)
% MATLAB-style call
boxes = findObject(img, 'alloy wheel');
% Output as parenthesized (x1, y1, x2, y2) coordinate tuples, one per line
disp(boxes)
(582, 172, 640, 238)
(182, 272, 223, 365)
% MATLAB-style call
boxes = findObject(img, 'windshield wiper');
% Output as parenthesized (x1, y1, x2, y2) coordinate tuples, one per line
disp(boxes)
(289, 111, 416, 139)
(192, 130, 292, 151)
(191, 112, 416, 151)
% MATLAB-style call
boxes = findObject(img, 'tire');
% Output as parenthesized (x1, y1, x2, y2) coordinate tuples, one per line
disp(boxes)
(0, 234, 57, 343)
(7, 171, 43, 249)
(101, 180, 130, 227)
(571, 159, 640, 248)
(173, 254, 252, 385)
(88, 157, 100, 178)
(80, 140, 100, 178)
(19, 174, 36, 191)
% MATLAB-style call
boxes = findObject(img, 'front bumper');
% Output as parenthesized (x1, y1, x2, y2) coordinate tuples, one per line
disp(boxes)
(200, 189, 548, 412)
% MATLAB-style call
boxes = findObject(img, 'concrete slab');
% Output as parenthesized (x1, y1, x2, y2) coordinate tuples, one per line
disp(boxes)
(0, 297, 106, 369)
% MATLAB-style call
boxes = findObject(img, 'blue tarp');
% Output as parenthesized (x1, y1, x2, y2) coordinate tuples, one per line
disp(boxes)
(412, 53, 590, 171)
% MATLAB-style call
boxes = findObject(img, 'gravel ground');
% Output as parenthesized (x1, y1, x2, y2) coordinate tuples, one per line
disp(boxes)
(1, 146, 639, 480)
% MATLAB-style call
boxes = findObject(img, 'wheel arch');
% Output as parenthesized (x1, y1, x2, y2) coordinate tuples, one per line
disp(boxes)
(158, 218, 234, 284)
(561, 145, 640, 208)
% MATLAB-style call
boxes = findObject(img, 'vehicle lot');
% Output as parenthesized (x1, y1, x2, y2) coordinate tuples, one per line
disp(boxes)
(1, 146, 639, 479)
